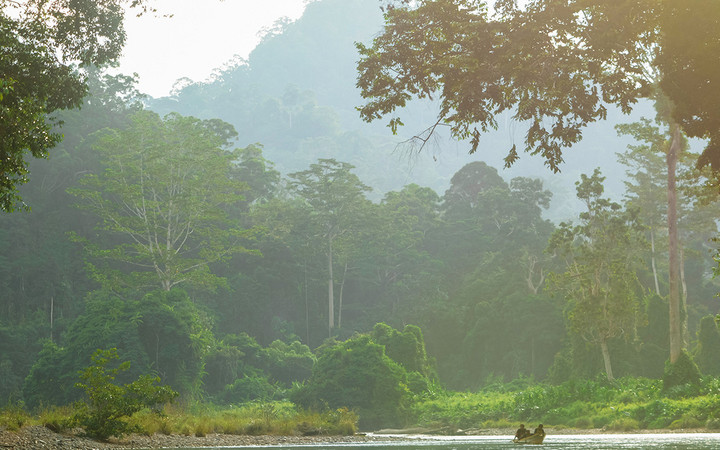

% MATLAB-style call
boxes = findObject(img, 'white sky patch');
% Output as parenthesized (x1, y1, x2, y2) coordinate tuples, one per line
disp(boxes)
(119, 0, 307, 98)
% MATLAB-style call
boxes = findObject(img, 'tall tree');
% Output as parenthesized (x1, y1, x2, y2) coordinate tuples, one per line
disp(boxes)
(618, 114, 719, 347)
(288, 159, 371, 335)
(71, 111, 256, 294)
(356, 0, 707, 363)
(547, 170, 646, 381)
(371, 184, 441, 322)
(616, 118, 669, 296)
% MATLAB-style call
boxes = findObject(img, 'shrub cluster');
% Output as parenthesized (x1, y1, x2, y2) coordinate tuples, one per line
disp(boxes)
(410, 376, 720, 432)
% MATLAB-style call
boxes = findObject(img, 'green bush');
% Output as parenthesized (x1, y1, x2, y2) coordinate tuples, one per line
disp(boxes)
(259, 340, 315, 387)
(607, 417, 640, 431)
(663, 351, 701, 391)
(22, 340, 81, 408)
(572, 416, 593, 428)
(589, 413, 612, 428)
(23, 289, 212, 407)
(407, 371, 430, 395)
(203, 342, 244, 396)
(221, 375, 279, 404)
(647, 416, 672, 429)
(72, 348, 177, 441)
(291, 335, 410, 429)
(706, 418, 720, 429)
(371, 323, 433, 376)
(695, 316, 720, 376)
(665, 383, 701, 399)
(0, 402, 31, 431)
(669, 415, 703, 429)
(38, 406, 74, 433)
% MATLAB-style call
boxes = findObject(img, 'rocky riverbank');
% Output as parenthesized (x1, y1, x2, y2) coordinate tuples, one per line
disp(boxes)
(0, 426, 411, 449)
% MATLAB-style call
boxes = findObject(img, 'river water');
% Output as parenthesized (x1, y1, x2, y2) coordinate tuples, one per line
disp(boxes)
(174, 433, 720, 449)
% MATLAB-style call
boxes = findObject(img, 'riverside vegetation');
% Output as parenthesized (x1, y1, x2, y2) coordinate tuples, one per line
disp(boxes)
(5, 374, 720, 441)
(3, 324, 720, 441)
(4, 0, 720, 446)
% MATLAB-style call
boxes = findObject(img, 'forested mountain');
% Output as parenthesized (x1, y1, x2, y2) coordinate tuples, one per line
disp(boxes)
(146, 0, 650, 218)
(2, 0, 720, 417)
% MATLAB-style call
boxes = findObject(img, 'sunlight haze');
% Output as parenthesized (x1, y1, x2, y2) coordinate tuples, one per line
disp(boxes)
(119, 0, 307, 97)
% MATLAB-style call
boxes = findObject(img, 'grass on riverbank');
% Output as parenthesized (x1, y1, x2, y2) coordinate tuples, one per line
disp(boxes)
(411, 376, 720, 432)
(0, 401, 357, 437)
(6, 377, 720, 438)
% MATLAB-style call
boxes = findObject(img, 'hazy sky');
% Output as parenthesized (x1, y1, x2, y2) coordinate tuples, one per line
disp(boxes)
(119, 0, 307, 98)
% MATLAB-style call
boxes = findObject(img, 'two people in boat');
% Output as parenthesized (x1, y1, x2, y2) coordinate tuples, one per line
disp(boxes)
(514, 423, 544, 440)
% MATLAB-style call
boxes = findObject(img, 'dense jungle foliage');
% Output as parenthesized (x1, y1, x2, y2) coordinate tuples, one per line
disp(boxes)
(2, 0, 720, 436)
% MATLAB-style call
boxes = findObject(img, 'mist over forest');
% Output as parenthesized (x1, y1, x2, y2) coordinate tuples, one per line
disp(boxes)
(147, 0, 654, 219)
(2, 0, 720, 440)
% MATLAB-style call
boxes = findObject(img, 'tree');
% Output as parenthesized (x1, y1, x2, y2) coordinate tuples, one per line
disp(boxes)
(22, 289, 212, 407)
(547, 170, 646, 381)
(357, 0, 711, 365)
(370, 322, 433, 377)
(0, 70, 143, 326)
(417, 162, 559, 387)
(695, 315, 720, 376)
(616, 118, 670, 296)
(229, 144, 281, 209)
(0, 0, 155, 211)
(290, 333, 410, 429)
(618, 114, 719, 347)
(73, 348, 177, 441)
(363, 184, 440, 324)
(357, 0, 655, 172)
(70, 111, 257, 293)
(438, 162, 553, 291)
(437, 161, 510, 282)
(657, 0, 720, 168)
(287, 159, 371, 335)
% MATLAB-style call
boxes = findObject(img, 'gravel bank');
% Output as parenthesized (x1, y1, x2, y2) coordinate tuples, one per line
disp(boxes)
(0, 426, 409, 449)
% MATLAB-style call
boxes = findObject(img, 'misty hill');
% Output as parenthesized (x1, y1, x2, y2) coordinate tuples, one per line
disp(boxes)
(147, 0, 654, 220)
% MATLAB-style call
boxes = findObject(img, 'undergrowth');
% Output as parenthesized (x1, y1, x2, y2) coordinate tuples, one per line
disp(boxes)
(410, 376, 720, 432)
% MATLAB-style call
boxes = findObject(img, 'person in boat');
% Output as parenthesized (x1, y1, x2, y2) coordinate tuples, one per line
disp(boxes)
(515, 424, 530, 440)
(532, 424, 545, 437)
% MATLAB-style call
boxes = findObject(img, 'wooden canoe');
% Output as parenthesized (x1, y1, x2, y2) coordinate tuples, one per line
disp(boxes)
(512, 433, 545, 444)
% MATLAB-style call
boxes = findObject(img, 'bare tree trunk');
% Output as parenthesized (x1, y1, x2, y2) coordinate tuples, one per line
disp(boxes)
(600, 339, 614, 382)
(304, 256, 309, 345)
(328, 237, 334, 337)
(650, 228, 661, 295)
(338, 261, 348, 329)
(525, 255, 544, 295)
(667, 123, 682, 363)
(680, 247, 689, 348)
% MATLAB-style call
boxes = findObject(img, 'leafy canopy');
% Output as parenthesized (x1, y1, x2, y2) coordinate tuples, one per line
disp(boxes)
(546, 169, 646, 380)
(70, 111, 258, 293)
(0, 0, 154, 211)
(356, 0, 685, 172)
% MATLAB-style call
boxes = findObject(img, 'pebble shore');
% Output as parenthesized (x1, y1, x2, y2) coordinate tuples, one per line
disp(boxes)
(0, 426, 411, 450)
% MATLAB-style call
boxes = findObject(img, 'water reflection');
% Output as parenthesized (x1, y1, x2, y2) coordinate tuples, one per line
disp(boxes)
(173, 433, 720, 450)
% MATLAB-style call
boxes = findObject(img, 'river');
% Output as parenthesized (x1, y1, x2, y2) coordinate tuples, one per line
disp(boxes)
(171, 433, 720, 449)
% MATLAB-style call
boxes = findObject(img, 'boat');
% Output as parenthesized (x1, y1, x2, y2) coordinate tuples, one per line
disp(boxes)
(512, 433, 545, 444)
